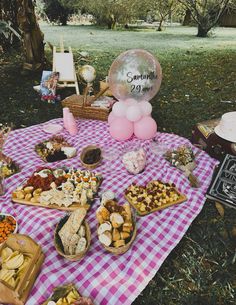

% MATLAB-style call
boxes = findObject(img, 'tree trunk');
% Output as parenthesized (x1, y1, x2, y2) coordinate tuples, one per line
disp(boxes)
(107, 14, 116, 30)
(183, 9, 191, 26)
(17, 0, 45, 71)
(107, 21, 112, 29)
(60, 15, 68, 26)
(168, 10, 172, 26)
(111, 20, 116, 30)
(197, 24, 209, 37)
(157, 18, 164, 31)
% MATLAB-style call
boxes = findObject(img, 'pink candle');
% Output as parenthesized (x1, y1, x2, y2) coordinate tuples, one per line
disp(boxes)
(67, 112, 78, 136)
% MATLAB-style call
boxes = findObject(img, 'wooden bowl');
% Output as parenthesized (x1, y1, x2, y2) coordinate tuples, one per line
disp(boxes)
(80, 145, 102, 169)
(102, 224, 137, 255)
(54, 215, 91, 261)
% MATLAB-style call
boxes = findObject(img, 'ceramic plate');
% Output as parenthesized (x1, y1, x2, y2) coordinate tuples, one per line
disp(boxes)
(42, 124, 63, 134)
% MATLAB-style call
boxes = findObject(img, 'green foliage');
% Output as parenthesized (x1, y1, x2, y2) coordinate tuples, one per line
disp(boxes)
(179, 0, 231, 37)
(136, 0, 179, 20)
(43, 0, 74, 25)
(35, 0, 47, 21)
(0, 21, 21, 39)
(79, 0, 181, 29)
(79, 0, 141, 28)
(0, 0, 20, 50)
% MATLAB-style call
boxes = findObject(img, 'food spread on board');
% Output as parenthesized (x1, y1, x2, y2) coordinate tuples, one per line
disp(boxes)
(12, 167, 102, 210)
(125, 180, 187, 216)
(35, 136, 76, 162)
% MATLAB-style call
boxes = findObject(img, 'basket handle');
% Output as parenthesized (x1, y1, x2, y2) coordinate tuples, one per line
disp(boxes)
(82, 85, 90, 107)
(90, 85, 109, 104)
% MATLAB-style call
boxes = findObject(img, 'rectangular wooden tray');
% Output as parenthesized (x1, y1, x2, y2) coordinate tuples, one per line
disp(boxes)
(12, 198, 90, 211)
(12, 174, 102, 212)
(125, 188, 187, 217)
(41, 284, 81, 305)
(35, 138, 77, 163)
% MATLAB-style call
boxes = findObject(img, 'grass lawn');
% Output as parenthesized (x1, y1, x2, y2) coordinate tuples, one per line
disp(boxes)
(0, 25, 236, 304)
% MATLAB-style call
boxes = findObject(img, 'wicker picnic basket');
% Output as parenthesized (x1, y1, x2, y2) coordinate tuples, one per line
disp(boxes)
(102, 224, 137, 255)
(54, 214, 91, 262)
(99, 212, 137, 255)
(61, 84, 111, 121)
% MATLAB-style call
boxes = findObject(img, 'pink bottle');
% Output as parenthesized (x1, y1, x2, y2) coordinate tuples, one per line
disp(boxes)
(67, 112, 78, 136)
(63, 107, 70, 130)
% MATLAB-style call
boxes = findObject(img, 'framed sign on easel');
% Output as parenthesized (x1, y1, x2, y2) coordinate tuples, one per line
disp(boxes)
(53, 38, 80, 95)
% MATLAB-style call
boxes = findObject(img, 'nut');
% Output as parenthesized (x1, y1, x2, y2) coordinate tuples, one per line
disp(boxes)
(16, 191, 25, 200)
(23, 186, 34, 194)
(30, 196, 40, 203)
(33, 188, 42, 196)
(25, 193, 32, 201)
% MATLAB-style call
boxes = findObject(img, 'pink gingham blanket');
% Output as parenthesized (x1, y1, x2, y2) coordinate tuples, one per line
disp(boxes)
(0, 119, 218, 305)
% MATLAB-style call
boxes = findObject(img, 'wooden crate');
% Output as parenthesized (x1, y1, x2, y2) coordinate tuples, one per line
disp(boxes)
(0, 234, 44, 305)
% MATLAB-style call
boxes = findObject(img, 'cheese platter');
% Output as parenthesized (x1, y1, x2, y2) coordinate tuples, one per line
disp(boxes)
(125, 180, 187, 216)
(12, 167, 102, 211)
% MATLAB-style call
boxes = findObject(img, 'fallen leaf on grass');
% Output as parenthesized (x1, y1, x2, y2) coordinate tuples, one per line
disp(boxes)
(212, 87, 221, 92)
(219, 228, 229, 240)
(187, 281, 198, 292)
(201, 258, 212, 270)
(220, 100, 234, 104)
(231, 226, 236, 238)
(215, 202, 224, 217)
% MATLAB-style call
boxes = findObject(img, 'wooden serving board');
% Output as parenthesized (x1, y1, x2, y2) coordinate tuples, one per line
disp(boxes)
(35, 146, 77, 163)
(40, 284, 81, 305)
(12, 198, 90, 212)
(35, 152, 77, 163)
(125, 190, 187, 217)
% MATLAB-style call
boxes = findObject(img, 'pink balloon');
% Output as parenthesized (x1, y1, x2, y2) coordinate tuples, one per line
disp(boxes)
(112, 101, 127, 117)
(139, 101, 152, 116)
(126, 105, 142, 122)
(124, 98, 138, 106)
(134, 116, 157, 140)
(109, 117, 134, 141)
(108, 112, 117, 125)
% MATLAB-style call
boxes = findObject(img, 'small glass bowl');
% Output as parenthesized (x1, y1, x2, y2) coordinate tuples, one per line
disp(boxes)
(102, 146, 122, 162)
(150, 141, 169, 156)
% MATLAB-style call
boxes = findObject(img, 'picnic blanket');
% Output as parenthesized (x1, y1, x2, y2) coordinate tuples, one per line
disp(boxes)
(0, 118, 218, 305)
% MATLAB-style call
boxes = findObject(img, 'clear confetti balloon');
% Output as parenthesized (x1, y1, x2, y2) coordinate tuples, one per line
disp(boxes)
(79, 65, 96, 83)
(108, 49, 162, 102)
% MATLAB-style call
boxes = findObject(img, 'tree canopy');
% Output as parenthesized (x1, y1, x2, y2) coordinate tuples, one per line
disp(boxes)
(179, 0, 232, 37)
(79, 0, 140, 29)
(135, 0, 180, 31)
(42, 0, 75, 25)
